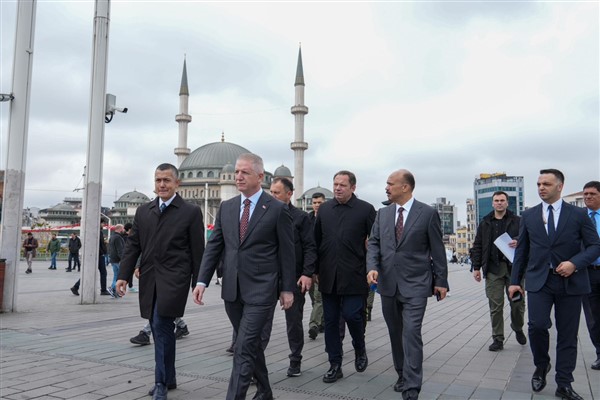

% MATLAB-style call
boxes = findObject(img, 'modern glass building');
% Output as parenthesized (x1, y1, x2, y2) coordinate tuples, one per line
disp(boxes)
(473, 173, 524, 227)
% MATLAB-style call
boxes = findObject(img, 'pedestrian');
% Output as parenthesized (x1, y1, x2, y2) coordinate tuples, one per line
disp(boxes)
(307, 192, 325, 340)
(193, 153, 295, 400)
(22, 232, 38, 274)
(47, 233, 61, 270)
(66, 233, 81, 272)
(471, 191, 526, 352)
(366, 169, 448, 400)
(116, 163, 205, 400)
(107, 224, 126, 298)
(509, 169, 600, 400)
(315, 170, 376, 383)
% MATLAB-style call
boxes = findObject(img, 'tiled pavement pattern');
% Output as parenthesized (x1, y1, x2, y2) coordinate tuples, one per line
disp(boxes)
(1, 260, 598, 399)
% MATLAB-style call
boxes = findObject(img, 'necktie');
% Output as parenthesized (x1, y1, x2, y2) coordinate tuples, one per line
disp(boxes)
(396, 207, 405, 243)
(240, 198, 251, 241)
(547, 205, 555, 240)
(160, 203, 167, 213)
(591, 211, 598, 229)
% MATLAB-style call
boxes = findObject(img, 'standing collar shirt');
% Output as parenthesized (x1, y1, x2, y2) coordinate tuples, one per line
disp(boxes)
(542, 198, 562, 234)
(240, 189, 263, 221)
(588, 207, 600, 265)
(395, 196, 415, 225)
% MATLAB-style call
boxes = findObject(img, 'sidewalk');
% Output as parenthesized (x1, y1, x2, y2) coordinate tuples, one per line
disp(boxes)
(1, 260, 598, 399)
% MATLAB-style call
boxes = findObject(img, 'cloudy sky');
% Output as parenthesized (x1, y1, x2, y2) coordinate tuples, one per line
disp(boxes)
(1, 1, 598, 224)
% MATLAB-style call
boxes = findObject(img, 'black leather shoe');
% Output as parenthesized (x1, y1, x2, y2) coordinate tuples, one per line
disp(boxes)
(531, 363, 551, 392)
(591, 358, 600, 370)
(323, 364, 343, 383)
(555, 386, 584, 400)
(148, 382, 176, 396)
(515, 330, 527, 345)
(393, 376, 405, 392)
(402, 389, 419, 400)
(355, 348, 368, 372)
(150, 383, 167, 400)
(251, 391, 274, 400)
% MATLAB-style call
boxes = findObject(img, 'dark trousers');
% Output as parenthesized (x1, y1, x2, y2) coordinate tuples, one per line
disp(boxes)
(68, 252, 80, 271)
(528, 273, 582, 386)
(225, 298, 276, 400)
(322, 292, 366, 365)
(381, 292, 427, 393)
(285, 291, 306, 362)
(98, 254, 107, 292)
(150, 301, 176, 386)
(582, 268, 600, 358)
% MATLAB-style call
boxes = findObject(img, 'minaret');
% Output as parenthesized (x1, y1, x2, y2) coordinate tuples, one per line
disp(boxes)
(174, 57, 192, 167)
(290, 45, 308, 203)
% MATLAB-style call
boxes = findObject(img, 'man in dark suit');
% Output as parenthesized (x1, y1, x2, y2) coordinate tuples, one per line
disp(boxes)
(582, 181, 600, 371)
(315, 170, 376, 384)
(193, 153, 295, 400)
(366, 169, 448, 400)
(267, 177, 317, 377)
(116, 163, 205, 400)
(509, 169, 600, 400)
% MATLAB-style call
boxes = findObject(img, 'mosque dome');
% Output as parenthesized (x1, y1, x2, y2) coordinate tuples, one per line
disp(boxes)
(117, 190, 150, 204)
(180, 139, 250, 171)
(273, 165, 292, 177)
(221, 163, 235, 173)
(301, 185, 334, 199)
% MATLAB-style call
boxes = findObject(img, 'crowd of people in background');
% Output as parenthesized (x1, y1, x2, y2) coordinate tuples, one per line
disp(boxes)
(20, 162, 600, 400)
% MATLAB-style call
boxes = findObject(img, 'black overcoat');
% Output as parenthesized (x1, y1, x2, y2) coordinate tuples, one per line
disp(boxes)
(119, 194, 204, 319)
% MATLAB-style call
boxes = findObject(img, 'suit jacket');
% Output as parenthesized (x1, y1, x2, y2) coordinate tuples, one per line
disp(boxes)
(289, 204, 317, 279)
(366, 200, 449, 298)
(119, 194, 205, 319)
(197, 191, 296, 305)
(511, 201, 600, 294)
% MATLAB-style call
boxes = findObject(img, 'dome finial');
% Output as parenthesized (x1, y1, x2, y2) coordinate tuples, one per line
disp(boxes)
(221, 131, 225, 142)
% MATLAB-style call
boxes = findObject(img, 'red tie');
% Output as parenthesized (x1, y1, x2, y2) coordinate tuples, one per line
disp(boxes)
(240, 198, 251, 241)
(396, 207, 405, 243)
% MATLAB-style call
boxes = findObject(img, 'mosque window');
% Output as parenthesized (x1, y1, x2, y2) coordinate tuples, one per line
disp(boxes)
(228, 174, 232, 180)
(197, 172, 202, 178)
(208, 171, 214, 178)
(188, 172, 193, 178)
(180, 173, 184, 179)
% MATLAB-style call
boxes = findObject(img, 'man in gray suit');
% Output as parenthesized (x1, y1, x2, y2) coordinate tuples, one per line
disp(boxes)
(193, 153, 296, 400)
(367, 169, 449, 400)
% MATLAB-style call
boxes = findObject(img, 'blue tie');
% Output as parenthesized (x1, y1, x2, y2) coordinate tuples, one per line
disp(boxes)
(160, 203, 167, 213)
(547, 205, 555, 240)
(591, 211, 598, 229)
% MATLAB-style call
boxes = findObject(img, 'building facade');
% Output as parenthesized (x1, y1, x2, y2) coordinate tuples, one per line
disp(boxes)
(473, 173, 524, 227)
(430, 197, 457, 236)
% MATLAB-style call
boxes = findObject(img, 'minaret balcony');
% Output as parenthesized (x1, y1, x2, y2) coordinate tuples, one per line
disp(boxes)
(175, 113, 192, 122)
(290, 141, 308, 150)
(290, 105, 308, 114)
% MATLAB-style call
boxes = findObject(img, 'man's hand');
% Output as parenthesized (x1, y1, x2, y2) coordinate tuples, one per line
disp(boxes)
(508, 239, 518, 249)
(134, 268, 140, 279)
(434, 286, 448, 300)
(473, 270, 482, 282)
(116, 279, 128, 297)
(556, 261, 576, 277)
(297, 276, 312, 294)
(367, 270, 378, 285)
(193, 285, 206, 305)
(508, 285, 523, 300)
(280, 291, 294, 310)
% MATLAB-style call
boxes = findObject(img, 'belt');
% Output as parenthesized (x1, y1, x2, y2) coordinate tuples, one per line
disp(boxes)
(590, 264, 600, 270)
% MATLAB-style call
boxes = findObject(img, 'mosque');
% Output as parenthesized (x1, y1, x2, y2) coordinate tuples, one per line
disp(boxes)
(169, 47, 332, 224)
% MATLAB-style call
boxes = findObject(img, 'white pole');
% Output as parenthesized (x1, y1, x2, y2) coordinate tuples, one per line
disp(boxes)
(0, 0, 37, 313)
(80, 0, 110, 304)
(204, 182, 209, 243)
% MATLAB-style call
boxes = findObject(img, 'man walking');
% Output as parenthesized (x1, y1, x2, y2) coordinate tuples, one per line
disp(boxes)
(107, 224, 126, 297)
(315, 170, 375, 383)
(22, 232, 38, 274)
(582, 180, 600, 371)
(268, 177, 317, 377)
(471, 191, 526, 351)
(116, 163, 205, 400)
(509, 169, 600, 400)
(307, 192, 325, 340)
(67, 233, 81, 272)
(193, 153, 295, 400)
(366, 169, 448, 400)
(47, 233, 61, 270)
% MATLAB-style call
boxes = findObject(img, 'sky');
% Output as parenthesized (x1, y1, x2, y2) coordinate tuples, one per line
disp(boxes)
(1, 1, 599, 225)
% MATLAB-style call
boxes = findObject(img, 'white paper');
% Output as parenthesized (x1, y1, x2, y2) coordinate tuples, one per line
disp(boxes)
(494, 232, 515, 263)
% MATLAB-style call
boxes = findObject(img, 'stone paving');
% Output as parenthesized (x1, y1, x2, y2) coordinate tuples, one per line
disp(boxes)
(1, 260, 598, 399)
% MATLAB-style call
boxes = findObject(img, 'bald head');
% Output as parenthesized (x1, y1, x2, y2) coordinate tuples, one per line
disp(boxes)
(386, 169, 415, 205)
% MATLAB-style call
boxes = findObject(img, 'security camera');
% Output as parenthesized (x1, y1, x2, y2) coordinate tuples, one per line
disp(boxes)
(105, 93, 128, 123)
(114, 107, 128, 114)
